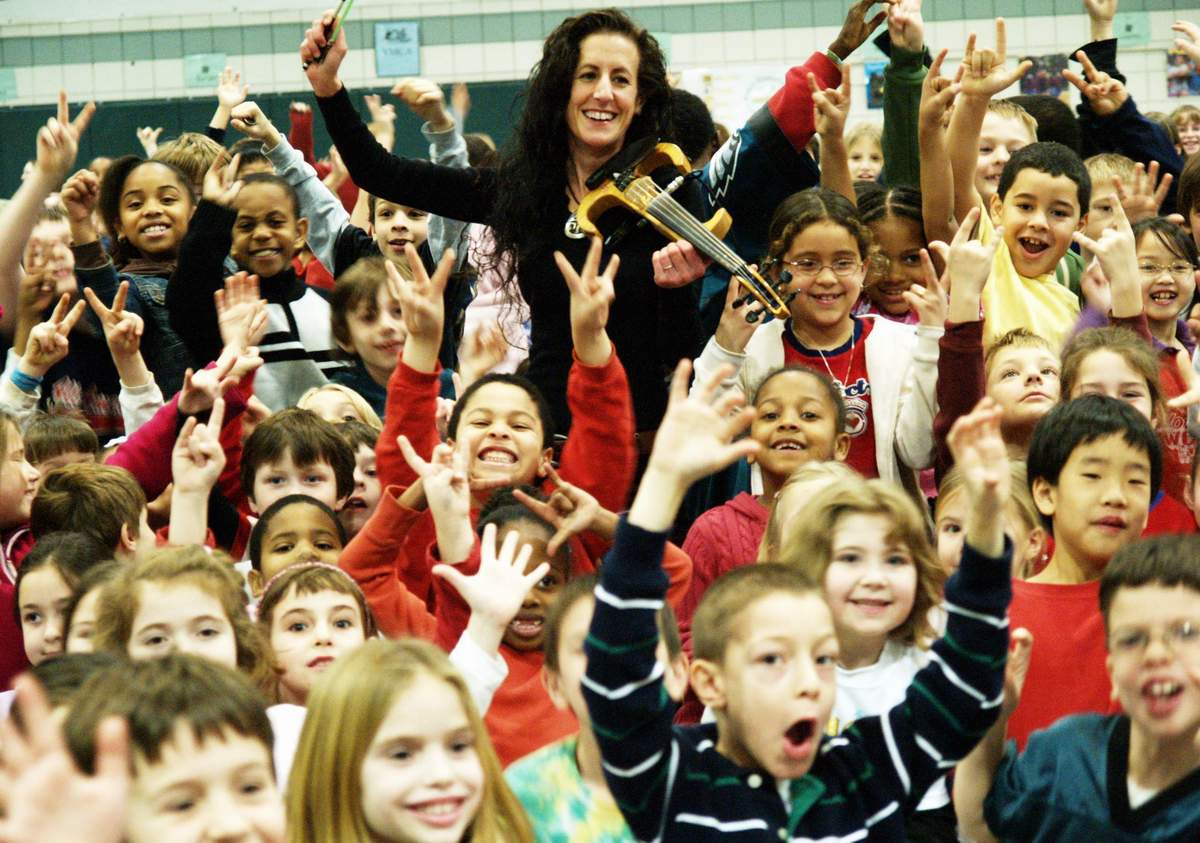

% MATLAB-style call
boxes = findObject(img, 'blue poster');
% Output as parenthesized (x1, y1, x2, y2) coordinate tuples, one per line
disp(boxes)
(375, 21, 420, 77)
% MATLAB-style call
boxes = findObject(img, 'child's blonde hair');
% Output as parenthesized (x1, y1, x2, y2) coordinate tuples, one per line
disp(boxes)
(936, 461, 1042, 578)
(986, 100, 1038, 142)
(983, 327, 1056, 375)
(93, 545, 270, 688)
(845, 122, 882, 150)
(1084, 152, 1136, 193)
(778, 476, 944, 647)
(286, 639, 533, 843)
(1170, 103, 1200, 132)
(153, 132, 224, 190)
(296, 383, 383, 429)
(758, 461, 859, 561)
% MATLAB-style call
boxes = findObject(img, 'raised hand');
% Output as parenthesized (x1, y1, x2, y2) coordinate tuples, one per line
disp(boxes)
(135, 126, 163, 157)
(215, 271, 268, 351)
(0, 676, 129, 843)
(1114, 162, 1174, 224)
(1062, 50, 1127, 117)
(216, 66, 248, 111)
(512, 466, 604, 557)
(398, 436, 474, 561)
(650, 361, 760, 486)
(392, 78, 453, 131)
(809, 71, 851, 139)
(300, 8, 349, 97)
(555, 236, 616, 366)
(390, 246, 456, 374)
(901, 249, 948, 328)
(929, 207, 1000, 323)
(958, 19, 1033, 100)
(652, 240, 710, 289)
(84, 283, 144, 360)
(34, 91, 96, 183)
(1072, 197, 1138, 309)
(714, 274, 763, 353)
(201, 151, 243, 207)
(946, 396, 1009, 555)
(1079, 257, 1112, 314)
(1002, 628, 1034, 717)
(230, 102, 282, 148)
(887, 0, 925, 53)
(59, 168, 100, 226)
(457, 323, 507, 389)
(21, 294, 85, 376)
(451, 82, 472, 124)
(364, 94, 397, 125)
(16, 256, 56, 324)
(1167, 350, 1200, 410)
(172, 397, 228, 495)
(434, 522, 549, 655)
(829, 0, 896, 60)
(918, 48, 962, 131)
(1173, 20, 1200, 65)
(177, 354, 237, 417)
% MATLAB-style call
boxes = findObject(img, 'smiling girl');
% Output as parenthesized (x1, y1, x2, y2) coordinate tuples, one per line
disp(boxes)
(286, 638, 533, 843)
(695, 188, 942, 494)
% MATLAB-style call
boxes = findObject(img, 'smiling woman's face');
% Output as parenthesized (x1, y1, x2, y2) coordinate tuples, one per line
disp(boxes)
(564, 31, 643, 159)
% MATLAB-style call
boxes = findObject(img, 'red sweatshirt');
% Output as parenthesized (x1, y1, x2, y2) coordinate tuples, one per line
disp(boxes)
(374, 352, 637, 606)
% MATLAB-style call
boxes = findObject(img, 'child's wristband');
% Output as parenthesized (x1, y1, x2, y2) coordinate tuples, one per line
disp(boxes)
(824, 49, 845, 68)
(10, 368, 43, 394)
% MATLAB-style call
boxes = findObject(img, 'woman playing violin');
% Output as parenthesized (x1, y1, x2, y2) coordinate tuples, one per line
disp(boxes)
(302, 4, 888, 435)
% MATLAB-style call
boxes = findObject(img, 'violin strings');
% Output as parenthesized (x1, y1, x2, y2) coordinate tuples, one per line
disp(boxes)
(626, 179, 787, 311)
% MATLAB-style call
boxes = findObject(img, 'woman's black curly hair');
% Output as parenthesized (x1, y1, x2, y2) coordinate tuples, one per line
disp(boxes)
(486, 9, 671, 284)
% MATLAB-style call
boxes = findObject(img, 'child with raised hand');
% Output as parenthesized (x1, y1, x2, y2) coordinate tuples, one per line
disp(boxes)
(936, 461, 1047, 578)
(402, 434, 690, 764)
(681, 365, 849, 629)
(355, 236, 634, 616)
(943, 21, 1092, 350)
(286, 638, 534, 843)
(60, 147, 196, 397)
(958, 533, 1200, 842)
(584, 367, 1011, 841)
(694, 187, 942, 493)
(0, 91, 94, 340)
(167, 151, 345, 410)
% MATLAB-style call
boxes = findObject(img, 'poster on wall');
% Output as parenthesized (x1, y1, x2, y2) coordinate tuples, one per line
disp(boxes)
(1168, 49, 1200, 97)
(183, 53, 227, 88)
(675, 65, 788, 130)
(865, 61, 885, 109)
(1019, 54, 1070, 97)
(375, 21, 420, 77)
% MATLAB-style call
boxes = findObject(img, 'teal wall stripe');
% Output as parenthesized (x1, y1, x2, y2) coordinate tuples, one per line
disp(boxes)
(3, 0, 1199, 68)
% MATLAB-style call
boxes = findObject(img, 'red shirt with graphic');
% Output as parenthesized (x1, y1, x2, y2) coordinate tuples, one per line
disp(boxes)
(782, 317, 878, 478)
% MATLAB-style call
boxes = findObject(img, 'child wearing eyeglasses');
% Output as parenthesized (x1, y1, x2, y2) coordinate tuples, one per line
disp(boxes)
(694, 187, 942, 492)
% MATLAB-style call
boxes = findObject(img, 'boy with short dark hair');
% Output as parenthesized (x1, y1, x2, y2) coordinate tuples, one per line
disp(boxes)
(1006, 394, 1161, 748)
(63, 654, 284, 843)
(956, 533, 1200, 841)
(22, 413, 99, 475)
(31, 463, 155, 561)
(941, 22, 1089, 350)
(239, 407, 355, 515)
(584, 366, 1012, 841)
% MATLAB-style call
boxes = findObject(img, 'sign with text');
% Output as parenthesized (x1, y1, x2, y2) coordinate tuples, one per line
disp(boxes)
(183, 53, 227, 88)
(375, 21, 420, 77)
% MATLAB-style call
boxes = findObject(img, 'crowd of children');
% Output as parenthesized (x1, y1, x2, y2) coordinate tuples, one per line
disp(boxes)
(2, 0, 1200, 841)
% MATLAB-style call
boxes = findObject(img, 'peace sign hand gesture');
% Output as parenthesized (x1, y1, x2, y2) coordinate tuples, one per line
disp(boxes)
(84, 282, 144, 361)
(1062, 50, 1127, 117)
(809, 71, 851, 140)
(20, 293, 85, 377)
(389, 246, 457, 374)
(555, 236, 617, 366)
(959, 19, 1032, 100)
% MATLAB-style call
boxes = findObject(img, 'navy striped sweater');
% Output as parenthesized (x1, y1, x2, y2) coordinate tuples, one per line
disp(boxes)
(583, 519, 1012, 842)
